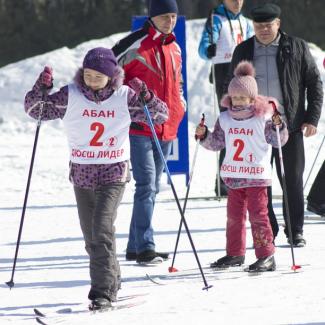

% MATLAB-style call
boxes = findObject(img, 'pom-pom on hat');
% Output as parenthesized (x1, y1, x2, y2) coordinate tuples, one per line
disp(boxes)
(228, 61, 258, 99)
(149, 0, 178, 17)
(251, 3, 281, 23)
(83, 47, 117, 78)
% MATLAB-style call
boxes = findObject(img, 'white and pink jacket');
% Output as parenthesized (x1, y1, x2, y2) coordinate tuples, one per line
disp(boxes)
(199, 95, 289, 189)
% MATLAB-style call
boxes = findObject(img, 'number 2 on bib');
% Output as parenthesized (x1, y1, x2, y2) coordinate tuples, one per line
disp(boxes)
(90, 122, 104, 146)
(233, 138, 244, 161)
(89, 122, 116, 147)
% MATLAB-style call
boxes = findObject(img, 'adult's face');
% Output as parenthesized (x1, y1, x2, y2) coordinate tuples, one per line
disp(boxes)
(253, 18, 281, 45)
(224, 0, 244, 15)
(151, 13, 177, 35)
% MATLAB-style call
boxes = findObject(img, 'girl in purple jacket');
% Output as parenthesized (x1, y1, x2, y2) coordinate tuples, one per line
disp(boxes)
(195, 61, 288, 272)
(25, 47, 168, 310)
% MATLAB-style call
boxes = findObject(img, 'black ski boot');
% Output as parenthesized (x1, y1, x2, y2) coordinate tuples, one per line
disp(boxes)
(136, 250, 165, 265)
(89, 298, 112, 311)
(210, 255, 245, 268)
(247, 255, 276, 272)
(126, 251, 169, 261)
(287, 233, 306, 247)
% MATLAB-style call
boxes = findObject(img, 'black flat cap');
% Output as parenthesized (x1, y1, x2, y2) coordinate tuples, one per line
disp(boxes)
(251, 3, 281, 22)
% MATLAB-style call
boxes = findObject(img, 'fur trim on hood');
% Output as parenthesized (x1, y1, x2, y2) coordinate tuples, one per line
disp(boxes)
(73, 65, 125, 102)
(220, 94, 279, 117)
(110, 65, 125, 90)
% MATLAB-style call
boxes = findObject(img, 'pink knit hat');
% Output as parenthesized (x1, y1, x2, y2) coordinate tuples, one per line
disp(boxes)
(228, 61, 258, 99)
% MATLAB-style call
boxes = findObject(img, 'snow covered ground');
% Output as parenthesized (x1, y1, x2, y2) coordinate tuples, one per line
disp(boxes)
(0, 19, 325, 325)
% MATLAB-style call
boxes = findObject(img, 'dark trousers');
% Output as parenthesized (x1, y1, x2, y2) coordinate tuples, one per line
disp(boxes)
(267, 130, 305, 237)
(210, 63, 231, 104)
(74, 183, 125, 301)
(307, 161, 325, 205)
(210, 63, 230, 196)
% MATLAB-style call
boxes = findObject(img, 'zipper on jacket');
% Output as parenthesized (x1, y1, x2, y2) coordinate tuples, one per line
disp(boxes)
(154, 49, 164, 80)
(94, 90, 101, 104)
(170, 51, 177, 81)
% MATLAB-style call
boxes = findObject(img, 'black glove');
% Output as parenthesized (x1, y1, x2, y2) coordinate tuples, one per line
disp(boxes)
(206, 44, 216, 59)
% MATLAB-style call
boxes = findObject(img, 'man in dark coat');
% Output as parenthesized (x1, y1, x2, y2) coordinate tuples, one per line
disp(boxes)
(224, 3, 323, 246)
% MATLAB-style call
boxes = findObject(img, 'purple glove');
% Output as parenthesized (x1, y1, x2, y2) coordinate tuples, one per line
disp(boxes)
(128, 77, 151, 102)
(40, 66, 53, 88)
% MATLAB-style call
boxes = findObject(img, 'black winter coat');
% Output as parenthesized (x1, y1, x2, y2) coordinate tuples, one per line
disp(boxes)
(224, 31, 323, 133)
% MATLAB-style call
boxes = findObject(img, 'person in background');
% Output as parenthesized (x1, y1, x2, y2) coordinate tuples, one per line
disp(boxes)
(198, 0, 254, 197)
(195, 61, 288, 272)
(307, 161, 325, 217)
(306, 57, 325, 218)
(24, 47, 168, 310)
(112, 0, 186, 265)
(224, 3, 323, 246)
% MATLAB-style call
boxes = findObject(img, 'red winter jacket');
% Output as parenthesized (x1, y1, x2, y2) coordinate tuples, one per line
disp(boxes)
(112, 20, 185, 141)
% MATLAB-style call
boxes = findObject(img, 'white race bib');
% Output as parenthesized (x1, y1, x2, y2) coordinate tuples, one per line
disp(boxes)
(212, 15, 247, 64)
(219, 112, 272, 180)
(63, 84, 131, 164)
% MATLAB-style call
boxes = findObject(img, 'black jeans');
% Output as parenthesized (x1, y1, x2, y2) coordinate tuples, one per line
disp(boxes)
(74, 183, 125, 301)
(307, 161, 325, 205)
(267, 130, 305, 237)
(210, 63, 230, 195)
(210, 63, 231, 105)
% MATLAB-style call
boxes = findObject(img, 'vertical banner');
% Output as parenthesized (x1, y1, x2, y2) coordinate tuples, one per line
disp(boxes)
(132, 16, 189, 183)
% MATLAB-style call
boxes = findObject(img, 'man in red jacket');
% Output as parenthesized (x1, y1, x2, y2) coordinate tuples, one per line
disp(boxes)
(112, 0, 185, 264)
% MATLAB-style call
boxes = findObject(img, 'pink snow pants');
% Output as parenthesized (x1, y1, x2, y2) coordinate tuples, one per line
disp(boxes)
(226, 187, 275, 258)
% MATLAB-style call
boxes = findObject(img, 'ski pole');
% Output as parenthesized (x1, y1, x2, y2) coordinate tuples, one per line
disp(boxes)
(208, 10, 221, 200)
(6, 88, 47, 289)
(270, 101, 301, 271)
(169, 114, 205, 273)
(141, 97, 212, 290)
(303, 134, 325, 191)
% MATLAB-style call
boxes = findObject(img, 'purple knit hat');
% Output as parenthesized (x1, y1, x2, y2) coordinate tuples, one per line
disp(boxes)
(228, 61, 258, 99)
(83, 47, 117, 78)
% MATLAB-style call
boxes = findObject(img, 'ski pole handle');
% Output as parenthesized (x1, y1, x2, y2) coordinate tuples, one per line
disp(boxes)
(199, 113, 205, 127)
(269, 100, 282, 126)
(195, 113, 206, 141)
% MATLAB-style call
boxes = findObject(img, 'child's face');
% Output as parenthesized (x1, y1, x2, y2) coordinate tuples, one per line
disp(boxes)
(83, 68, 110, 91)
(231, 95, 253, 107)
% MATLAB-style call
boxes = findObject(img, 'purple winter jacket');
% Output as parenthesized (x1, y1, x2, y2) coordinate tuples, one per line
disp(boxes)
(24, 66, 169, 190)
(199, 95, 289, 189)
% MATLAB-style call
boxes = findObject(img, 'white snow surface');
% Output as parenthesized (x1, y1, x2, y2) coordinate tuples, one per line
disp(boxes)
(0, 19, 325, 325)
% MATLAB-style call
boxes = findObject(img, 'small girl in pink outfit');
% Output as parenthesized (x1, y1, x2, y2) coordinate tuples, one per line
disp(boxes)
(195, 61, 288, 272)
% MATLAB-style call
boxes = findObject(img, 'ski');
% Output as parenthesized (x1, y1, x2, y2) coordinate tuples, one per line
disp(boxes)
(146, 273, 166, 285)
(89, 299, 146, 313)
(145, 265, 220, 285)
(34, 295, 147, 324)
(146, 263, 307, 285)
(243, 264, 305, 276)
(115, 292, 149, 302)
(305, 215, 325, 221)
(35, 317, 48, 325)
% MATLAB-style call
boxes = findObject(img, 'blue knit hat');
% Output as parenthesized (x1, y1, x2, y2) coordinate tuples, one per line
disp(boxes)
(149, 0, 178, 17)
(83, 47, 117, 78)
